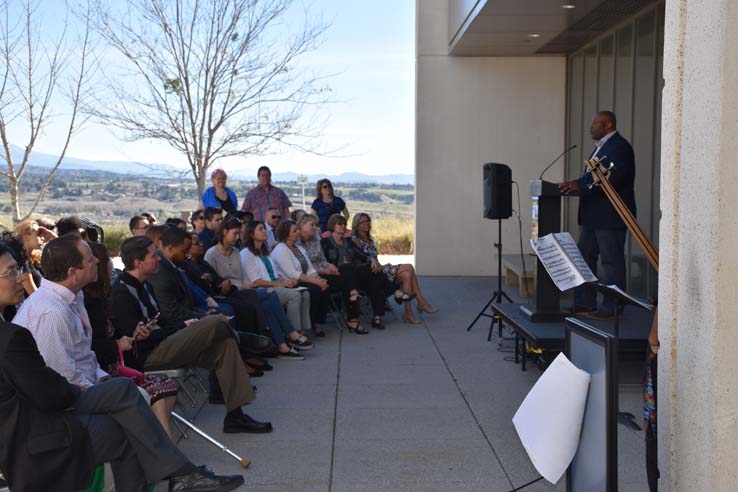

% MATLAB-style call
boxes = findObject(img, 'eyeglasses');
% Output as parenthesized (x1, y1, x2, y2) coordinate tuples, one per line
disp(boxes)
(0, 267, 24, 279)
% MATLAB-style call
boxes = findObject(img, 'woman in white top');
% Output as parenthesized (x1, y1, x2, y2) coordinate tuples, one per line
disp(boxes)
(204, 218, 312, 355)
(240, 221, 317, 336)
(270, 220, 330, 336)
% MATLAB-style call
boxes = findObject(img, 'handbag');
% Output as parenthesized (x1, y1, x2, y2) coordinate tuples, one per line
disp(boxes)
(116, 345, 145, 385)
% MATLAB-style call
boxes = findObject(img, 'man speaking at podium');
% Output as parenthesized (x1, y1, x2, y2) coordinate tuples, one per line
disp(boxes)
(558, 111, 636, 319)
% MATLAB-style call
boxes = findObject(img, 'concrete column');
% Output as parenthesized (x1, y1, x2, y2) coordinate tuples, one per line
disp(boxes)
(659, 0, 738, 489)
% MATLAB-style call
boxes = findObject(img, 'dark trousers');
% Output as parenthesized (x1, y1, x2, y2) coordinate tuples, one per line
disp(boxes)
(354, 266, 390, 317)
(575, 226, 627, 309)
(323, 265, 360, 319)
(73, 378, 188, 492)
(298, 283, 329, 324)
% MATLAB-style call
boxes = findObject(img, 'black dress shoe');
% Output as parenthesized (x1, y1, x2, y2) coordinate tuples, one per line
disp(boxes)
(168, 467, 243, 492)
(223, 412, 273, 434)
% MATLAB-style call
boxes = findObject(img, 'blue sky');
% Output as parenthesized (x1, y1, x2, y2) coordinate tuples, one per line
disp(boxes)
(7, 0, 415, 176)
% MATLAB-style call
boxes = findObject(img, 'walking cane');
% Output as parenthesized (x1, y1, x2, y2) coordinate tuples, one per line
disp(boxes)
(171, 411, 251, 469)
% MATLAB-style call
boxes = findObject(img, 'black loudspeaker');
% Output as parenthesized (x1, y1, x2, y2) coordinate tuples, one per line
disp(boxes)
(483, 163, 512, 219)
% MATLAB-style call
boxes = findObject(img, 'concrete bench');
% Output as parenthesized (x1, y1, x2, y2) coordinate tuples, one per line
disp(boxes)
(500, 254, 535, 298)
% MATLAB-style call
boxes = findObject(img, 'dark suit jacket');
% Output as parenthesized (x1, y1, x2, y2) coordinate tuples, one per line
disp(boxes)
(146, 253, 202, 331)
(576, 132, 637, 229)
(0, 322, 94, 492)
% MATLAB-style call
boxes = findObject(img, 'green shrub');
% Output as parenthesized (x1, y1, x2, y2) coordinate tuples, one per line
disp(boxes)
(372, 217, 414, 255)
(103, 224, 130, 257)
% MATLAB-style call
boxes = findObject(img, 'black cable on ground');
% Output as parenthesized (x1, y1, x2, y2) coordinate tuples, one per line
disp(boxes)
(327, 328, 344, 492)
(512, 181, 531, 298)
(422, 323, 516, 490)
(505, 476, 544, 492)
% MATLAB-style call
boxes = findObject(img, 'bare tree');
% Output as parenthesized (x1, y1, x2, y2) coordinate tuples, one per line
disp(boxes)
(0, 0, 94, 225)
(89, 0, 331, 196)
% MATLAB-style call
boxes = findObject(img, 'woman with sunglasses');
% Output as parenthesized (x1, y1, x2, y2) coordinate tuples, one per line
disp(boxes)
(241, 221, 316, 336)
(270, 220, 331, 336)
(311, 178, 349, 232)
(296, 214, 367, 334)
(351, 213, 438, 324)
(190, 209, 206, 233)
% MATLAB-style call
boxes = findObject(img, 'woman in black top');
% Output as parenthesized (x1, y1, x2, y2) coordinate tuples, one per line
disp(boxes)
(321, 214, 392, 329)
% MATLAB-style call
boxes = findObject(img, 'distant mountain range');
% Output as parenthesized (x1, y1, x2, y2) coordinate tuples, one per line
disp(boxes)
(5, 144, 414, 186)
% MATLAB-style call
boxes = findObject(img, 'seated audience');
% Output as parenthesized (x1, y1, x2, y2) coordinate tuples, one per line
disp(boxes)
(290, 208, 306, 223)
(165, 217, 188, 230)
(0, 248, 242, 492)
(190, 209, 206, 233)
(198, 206, 223, 251)
(56, 215, 87, 237)
(145, 224, 169, 244)
(141, 212, 157, 225)
(241, 221, 315, 335)
(183, 232, 285, 367)
(202, 219, 311, 357)
(84, 241, 178, 439)
(264, 207, 281, 251)
(322, 214, 392, 329)
(201, 169, 238, 212)
(311, 178, 349, 232)
(271, 220, 331, 335)
(111, 234, 271, 434)
(129, 215, 150, 237)
(13, 219, 47, 294)
(297, 214, 366, 333)
(0, 244, 24, 321)
(351, 212, 438, 323)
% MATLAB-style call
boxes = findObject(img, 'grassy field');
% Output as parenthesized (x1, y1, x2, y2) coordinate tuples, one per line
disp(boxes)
(0, 192, 415, 255)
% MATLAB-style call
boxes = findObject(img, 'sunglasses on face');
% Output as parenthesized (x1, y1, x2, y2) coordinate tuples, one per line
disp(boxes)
(270, 215, 281, 220)
(195, 216, 204, 220)
(322, 184, 331, 189)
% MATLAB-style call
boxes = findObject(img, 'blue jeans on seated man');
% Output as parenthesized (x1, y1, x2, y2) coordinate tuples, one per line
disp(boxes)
(574, 226, 627, 311)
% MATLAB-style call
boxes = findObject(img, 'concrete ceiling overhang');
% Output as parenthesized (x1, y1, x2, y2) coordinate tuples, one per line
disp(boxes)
(449, 0, 659, 56)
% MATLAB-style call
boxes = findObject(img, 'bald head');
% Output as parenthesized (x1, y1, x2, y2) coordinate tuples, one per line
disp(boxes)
(590, 111, 617, 141)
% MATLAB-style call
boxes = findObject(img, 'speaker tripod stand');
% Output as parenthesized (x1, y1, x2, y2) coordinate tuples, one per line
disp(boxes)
(466, 218, 513, 340)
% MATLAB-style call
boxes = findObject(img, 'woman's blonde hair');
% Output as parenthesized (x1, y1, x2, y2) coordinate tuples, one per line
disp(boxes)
(14, 219, 37, 238)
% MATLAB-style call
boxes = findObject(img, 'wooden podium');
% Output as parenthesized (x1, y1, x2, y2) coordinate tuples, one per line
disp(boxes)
(520, 179, 565, 322)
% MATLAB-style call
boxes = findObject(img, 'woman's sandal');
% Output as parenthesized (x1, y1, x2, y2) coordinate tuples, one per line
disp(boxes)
(417, 304, 439, 314)
(402, 313, 422, 324)
(347, 319, 369, 334)
(394, 290, 416, 305)
(371, 317, 385, 330)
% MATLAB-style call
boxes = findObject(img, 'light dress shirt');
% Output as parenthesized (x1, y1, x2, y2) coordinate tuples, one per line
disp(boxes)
(13, 280, 108, 387)
(592, 130, 617, 158)
(265, 224, 278, 252)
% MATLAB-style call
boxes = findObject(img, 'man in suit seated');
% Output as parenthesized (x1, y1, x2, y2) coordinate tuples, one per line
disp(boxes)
(0, 244, 243, 492)
(111, 232, 272, 433)
(559, 110, 636, 319)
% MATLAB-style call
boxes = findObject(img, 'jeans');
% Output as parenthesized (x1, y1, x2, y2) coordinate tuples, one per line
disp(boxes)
(256, 288, 296, 344)
(575, 226, 627, 309)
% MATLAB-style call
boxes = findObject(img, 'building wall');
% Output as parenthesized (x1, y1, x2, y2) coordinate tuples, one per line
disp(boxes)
(659, 0, 738, 489)
(416, 0, 566, 276)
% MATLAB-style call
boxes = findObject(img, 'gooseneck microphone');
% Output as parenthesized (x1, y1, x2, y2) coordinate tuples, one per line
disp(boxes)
(539, 144, 577, 180)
